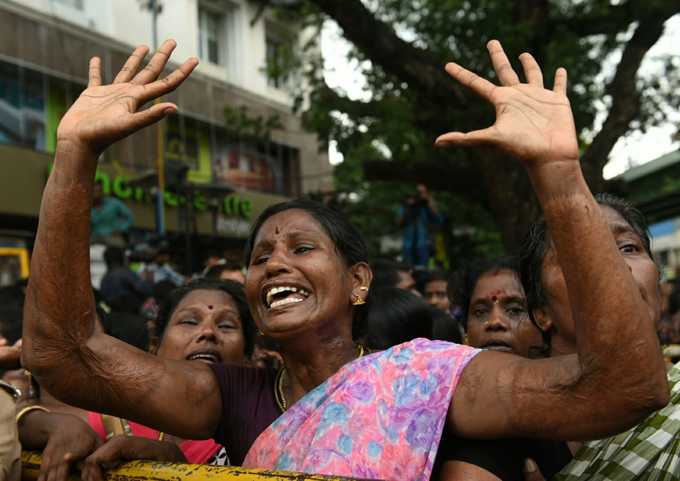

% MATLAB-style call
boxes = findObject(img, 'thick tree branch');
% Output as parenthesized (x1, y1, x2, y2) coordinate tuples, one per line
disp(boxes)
(548, 0, 679, 37)
(581, 8, 680, 188)
(550, 0, 643, 37)
(309, 0, 466, 106)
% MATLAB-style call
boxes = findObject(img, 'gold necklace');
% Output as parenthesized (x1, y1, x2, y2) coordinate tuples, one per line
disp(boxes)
(275, 344, 366, 412)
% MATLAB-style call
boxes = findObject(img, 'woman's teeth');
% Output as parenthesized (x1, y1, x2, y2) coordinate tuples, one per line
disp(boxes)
(269, 295, 306, 309)
(187, 353, 219, 362)
(265, 286, 310, 308)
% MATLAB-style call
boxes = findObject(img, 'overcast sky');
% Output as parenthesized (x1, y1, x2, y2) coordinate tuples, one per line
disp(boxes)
(321, 15, 680, 179)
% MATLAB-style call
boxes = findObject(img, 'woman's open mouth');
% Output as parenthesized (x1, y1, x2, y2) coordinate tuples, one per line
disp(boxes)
(186, 350, 222, 363)
(262, 284, 311, 310)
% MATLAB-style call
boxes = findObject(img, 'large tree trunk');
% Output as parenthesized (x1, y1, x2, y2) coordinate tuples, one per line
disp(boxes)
(477, 151, 540, 252)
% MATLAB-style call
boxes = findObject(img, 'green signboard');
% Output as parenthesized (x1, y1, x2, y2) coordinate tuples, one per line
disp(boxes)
(94, 170, 252, 220)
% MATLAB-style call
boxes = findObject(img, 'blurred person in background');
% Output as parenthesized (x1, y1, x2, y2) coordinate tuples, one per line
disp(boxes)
(424, 270, 451, 313)
(90, 182, 133, 247)
(362, 286, 434, 350)
(141, 245, 185, 286)
(424, 270, 465, 343)
(398, 183, 443, 268)
(100, 246, 152, 311)
(203, 260, 246, 285)
(371, 259, 420, 295)
(202, 249, 223, 270)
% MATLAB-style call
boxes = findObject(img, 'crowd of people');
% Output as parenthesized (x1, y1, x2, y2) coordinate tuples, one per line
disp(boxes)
(1, 38, 679, 481)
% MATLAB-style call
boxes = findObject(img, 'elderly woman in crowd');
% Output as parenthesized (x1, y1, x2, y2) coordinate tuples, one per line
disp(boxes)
(19, 279, 253, 481)
(22, 38, 668, 480)
(441, 194, 679, 480)
(525, 194, 680, 480)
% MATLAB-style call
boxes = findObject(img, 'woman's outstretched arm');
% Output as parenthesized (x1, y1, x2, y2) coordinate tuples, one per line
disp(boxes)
(22, 41, 220, 439)
(445, 40, 668, 441)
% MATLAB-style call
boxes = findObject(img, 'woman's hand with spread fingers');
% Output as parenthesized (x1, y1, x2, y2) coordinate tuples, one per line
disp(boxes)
(56, 39, 198, 158)
(22, 40, 220, 442)
(435, 40, 579, 169)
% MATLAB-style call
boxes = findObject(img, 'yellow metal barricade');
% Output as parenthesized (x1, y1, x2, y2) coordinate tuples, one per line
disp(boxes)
(21, 452, 369, 481)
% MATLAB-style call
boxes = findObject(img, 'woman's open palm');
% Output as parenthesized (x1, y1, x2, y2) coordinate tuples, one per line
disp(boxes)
(436, 40, 579, 166)
(57, 39, 198, 156)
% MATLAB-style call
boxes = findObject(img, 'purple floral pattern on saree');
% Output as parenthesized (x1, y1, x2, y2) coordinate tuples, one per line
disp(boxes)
(244, 338, 480, 481)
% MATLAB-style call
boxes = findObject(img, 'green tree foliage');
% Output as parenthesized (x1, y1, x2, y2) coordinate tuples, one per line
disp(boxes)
(285, 0, 680, 255)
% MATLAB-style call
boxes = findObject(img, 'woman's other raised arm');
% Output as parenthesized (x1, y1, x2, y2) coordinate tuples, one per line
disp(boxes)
(22, 41, 220, 439)
(441, 40, 668, 441)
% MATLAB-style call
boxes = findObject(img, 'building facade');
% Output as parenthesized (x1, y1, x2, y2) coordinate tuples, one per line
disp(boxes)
(617, 150, 680, 279)
(0, 0, 330, 268)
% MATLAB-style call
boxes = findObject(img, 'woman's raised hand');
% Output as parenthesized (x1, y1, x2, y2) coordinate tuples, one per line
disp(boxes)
(435, 40, 579, 168)
(56, 39, 198, 157)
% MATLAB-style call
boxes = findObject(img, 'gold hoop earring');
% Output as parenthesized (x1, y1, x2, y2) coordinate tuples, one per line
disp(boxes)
(352, 294, 366, 306)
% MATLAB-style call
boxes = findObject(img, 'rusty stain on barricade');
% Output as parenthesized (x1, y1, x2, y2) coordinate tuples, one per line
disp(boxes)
(21, 452, 374, 481)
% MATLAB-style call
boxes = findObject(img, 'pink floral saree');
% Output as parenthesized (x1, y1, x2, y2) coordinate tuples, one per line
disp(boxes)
(244, 338, 480, 480)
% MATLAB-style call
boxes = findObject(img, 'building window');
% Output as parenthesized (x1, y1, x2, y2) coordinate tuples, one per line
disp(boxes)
(198, 6, 224, 65)
(166, 116, 200, 171)
(0, 60, 84, 154)
(0, 62, 46, 151)
(214, 135, 299, 196)
(265, 33, 291, 89)
(53, 0, 84, 9)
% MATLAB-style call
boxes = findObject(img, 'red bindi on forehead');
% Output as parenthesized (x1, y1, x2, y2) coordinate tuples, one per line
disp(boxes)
(486, 290, 510, 304)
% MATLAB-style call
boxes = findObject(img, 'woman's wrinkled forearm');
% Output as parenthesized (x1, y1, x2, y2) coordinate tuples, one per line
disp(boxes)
(22, 142, 98, 380)
(528, 161, 668, 413)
